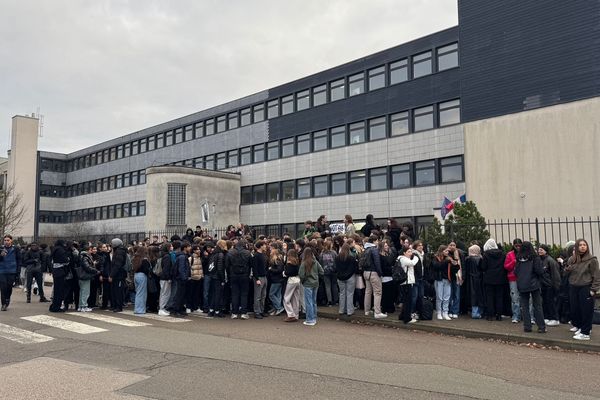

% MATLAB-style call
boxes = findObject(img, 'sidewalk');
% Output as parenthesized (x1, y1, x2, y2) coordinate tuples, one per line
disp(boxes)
(318, 306, 600, 353)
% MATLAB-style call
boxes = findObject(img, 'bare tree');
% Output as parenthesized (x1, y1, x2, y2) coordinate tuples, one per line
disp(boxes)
(63, 222, 95, 240)
(0, 183, 28, 237)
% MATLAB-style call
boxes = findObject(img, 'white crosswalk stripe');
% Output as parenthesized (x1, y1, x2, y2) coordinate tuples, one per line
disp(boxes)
(21, 315, 108, 334)
(0, 322, 54, 344)
(120, 310, 191, 323)
(67, 312, 152, 327)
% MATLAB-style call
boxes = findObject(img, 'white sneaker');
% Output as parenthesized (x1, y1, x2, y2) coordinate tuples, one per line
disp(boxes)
(231, 314, 238, 319)
(408, 318, 418, 324)
(437, 312, 443, 320)
(158, 309, 170, 316)
(531, 320, 536, 325)
(186, 308, 192, 314)
(573, 333, 590, 341)
(241, 313, 249, 320)
(443, 313, 452, 321)
(511, 319, 519, 324)
(77, 308, 83, 312)
(374, 313, 388, 319)
(303, 321, 317, 326)
(546, 320, 560, 327)
(365, 311, 371, 316)
(569, 326, 579, 332)
(450, 314, 458, 319)
(84, 307, 93, 312)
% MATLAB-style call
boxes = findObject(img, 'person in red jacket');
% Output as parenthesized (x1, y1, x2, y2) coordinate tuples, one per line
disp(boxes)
(504, 239, 523, 323)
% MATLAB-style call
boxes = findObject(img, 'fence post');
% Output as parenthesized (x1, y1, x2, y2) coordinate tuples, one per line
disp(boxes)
(535, 218, 540, 245)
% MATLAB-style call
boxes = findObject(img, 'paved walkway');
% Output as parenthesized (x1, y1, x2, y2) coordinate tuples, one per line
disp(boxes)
(317, 306, 600, 352)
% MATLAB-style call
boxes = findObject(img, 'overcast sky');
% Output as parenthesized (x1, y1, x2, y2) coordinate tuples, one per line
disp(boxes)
(0, 0, 457, 156)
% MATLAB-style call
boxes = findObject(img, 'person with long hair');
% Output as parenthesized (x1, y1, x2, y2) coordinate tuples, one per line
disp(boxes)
(379, 239, 397, 315)
(132, 246, 150, 315)
(514, 241, 546, 333)
(283, 249, 302, 322)
(320, 238, 338, 307)
(146, 245, 160, 313)
(267, 247, 285, 316)
(465, 244, 485, 319)
(565, 239, 600, 340)
(299, 247, 324, 326)
(431, 245, 456, 320)
(397, 245, 420, 324)
(335, 243, 358, 316)
(186, 244, 204, 314)
(344, 215, 356, 236)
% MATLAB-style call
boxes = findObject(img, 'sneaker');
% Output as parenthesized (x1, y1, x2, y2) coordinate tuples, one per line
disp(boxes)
(276, 308, 285, 316)
(573, 333, 591, 341)
(241, 313, 250, 320)
(255, 313, 263, 319)
(84, 307, 93, 312)
(365, 311, 370, 316)
(231, 314, 239, 319)
(269, 310, 277, 316)
(1, 305, 7, 311)
(450, 314, 458, 319)
(193, 309, 204, 315)
(443, 313, 452, 321)
(186, 308, 192, 314)
(303, 321, 317, 326)
(158, 309, 170, 316)
(569, 326, 579, 332)
(77, 308, 83, 312)
(544, 319, 550, 325)
(531, 320, 536, 325)
(511, 319, 519, 324)
(546, 320, 560, 327)
(538, 328, 547, 333)
(283, 316, 297, 322)
(374, 313, 388, 319)
(408, 318, 418, 324)
(437, 312, 443, 320)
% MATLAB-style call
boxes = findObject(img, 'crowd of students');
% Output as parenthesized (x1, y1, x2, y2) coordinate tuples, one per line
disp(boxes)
(0, 215, 598, 341)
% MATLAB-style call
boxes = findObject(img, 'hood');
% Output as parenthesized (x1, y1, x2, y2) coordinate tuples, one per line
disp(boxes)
(485, 248, 504, 259)
(364, 242, 376, 249)
(483, 239, 498, 252)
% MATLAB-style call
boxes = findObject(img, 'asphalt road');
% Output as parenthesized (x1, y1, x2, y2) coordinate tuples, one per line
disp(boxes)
(1, 294, 599, 400)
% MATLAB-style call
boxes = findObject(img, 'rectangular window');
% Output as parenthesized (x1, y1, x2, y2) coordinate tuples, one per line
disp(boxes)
(439, 99, 460, 126)
(350, 170, 367, 193)
(330, 125, 346, 148)
(296, 90, 310, 111)
(281, 138, 294, 157)
(440, 156, 464, 183)
(369, 167, 388, 191)
(281, 95, 294, 115)
(240, 108, 251, 126)
(205, 119, 215, 136)
(368, 66, 385, 91)
(266, 182, 279, 202)
(331, 173, 347, 195)
(102, 149, 109, 163)
(349, 122, 366, 145)
(184, 125, 194, 141)
(138, 201, 146, 216)
(437, 42, 459, 71)
(193, 157, 203, 169)
(312, 130, 328, 152)
(140, 138, 148, 154)
(194, 121, 204, 138)
(313, 175, 328, 197)
(174, 128, 184, 144)
(122, 173, 130, 187)
(390, 59, 408, 84)
(368, 116, 387, 141)
(110, 147, 117, 161)
(115, 204, 123, 219)
(413, 51, 432, 78)
(132, 141, 141, 156)
(216, 152, 227, 170)
(297, 134, 311, 155)
(147, 136, 156, 151)
(228, 112, 239, 130)
(415, 160, 436, 186)
(241, 187, 253, 204)
(165, 131, 173, 146)
(391, 111, 409, 136)
(217, 115, 226, 132)
(102, 178, 109, 191)
(156, 133, 165, 149)
(240, 147, 252, 165)
(115, 146, 122, 160)
(267, 100, 279, 119)
(167, 183, 186, 225)
(253, 144, 265, 163)
(348, 72, 365, 96)
(267, 141, 279, 161)
(330, 79, 345, 102)
(204, 154, 215, 170)
(252, 185, 265, 203)
(414, 105, 434, 131)
(139, 170, 146, 184)
(123, 142, 131, 157)
(130, 202, 138, 217)
(131, 171, 138, 186)
(281, 180, 295, 200)
(253, 104, 265, 122)
(228, 150, 239, 167)
(90, 154, 97, 166)
(101, 206, 108, 220)
(312, 84, 327, 107)
(116, 174, 123, 188)
(296, 178, 311, 199)
(391, 164, 411, 189)
(108, 205, 115, 220)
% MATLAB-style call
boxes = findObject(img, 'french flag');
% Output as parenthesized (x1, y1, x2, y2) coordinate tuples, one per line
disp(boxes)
(440, 194, 467, 219)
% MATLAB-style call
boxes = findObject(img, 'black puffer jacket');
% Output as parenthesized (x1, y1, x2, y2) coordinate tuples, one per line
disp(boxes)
(209, 247, 226, 282)
(515, 256, 544, 293)
(481, 249, 508, 285)
(110, 246, 128, 280)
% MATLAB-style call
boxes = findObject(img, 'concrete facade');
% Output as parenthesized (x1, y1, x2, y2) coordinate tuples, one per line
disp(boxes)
(145, 166, 240, 231)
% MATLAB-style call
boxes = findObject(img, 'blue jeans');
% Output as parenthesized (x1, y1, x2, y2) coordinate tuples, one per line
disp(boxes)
(435, 279, 451, 313)
(411, 280, 424, 312)
(509, 281, 521, 321)
(203, 275, 212, 312)
(78, 279, 90, 308)
(134, 273, 147, 314)
(449, 281, 460, 315)
(269, 282, 283, 312)
(304, 286, 318, 323)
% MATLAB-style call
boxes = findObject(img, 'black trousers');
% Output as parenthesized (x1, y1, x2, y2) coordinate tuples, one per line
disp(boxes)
(521, 289, 545, 330)
(230, 275, 249, 314)
(210, 279, 224, 313)
(0, 273, 15, 306)
(111, 278, 124, 311)
(569, 285, 595, 335)
(381, 280, 397, 314)
(169, 280, 187, 313)
(101, 279, 112, 309)
(49, 269, 66, 312)
(398, 284, 413, 323)
(26, 269, 45, 299)
(88, 276, 99, 307)
(542, 286, 559, 321)
(64, 278, 79, 308)
(485, 284, 504, 317)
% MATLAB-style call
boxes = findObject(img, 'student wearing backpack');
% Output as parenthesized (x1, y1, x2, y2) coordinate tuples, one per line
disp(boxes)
(362, 236, 387, 319)
(335, 243, 358, 316)
(299, 247, 324, 326)
(158, 243, 173, 316)
(169, 243, 192, 317)
(320, 238, 338, 306)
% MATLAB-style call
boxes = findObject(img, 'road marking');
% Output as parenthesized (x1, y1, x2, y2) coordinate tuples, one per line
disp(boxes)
(120, 310, 191, 323)
(67, 312, 151, 327)
(0, 323, 54, 344)
(21, 315, 108, 334)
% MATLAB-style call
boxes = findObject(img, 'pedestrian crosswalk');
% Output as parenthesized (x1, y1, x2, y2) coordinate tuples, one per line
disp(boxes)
(0, 310, 193, 345)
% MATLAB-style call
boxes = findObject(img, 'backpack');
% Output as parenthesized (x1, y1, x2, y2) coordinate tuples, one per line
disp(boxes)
(160, 256, 173, 280)
(124, 253, 132, 273)
(420, 297, 434, 320)
(358, 248, 373, 272)
(152, 257, 163, 276)
(320, 251, 336, 275)
(392, 258, 408, 283)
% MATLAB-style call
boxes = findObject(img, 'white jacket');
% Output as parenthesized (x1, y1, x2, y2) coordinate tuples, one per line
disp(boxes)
(397, 255, 419, 285)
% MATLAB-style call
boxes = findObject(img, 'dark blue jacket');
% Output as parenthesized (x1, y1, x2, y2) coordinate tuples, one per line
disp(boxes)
(0, 245, 21, 274)
(175, 251, 191, 281)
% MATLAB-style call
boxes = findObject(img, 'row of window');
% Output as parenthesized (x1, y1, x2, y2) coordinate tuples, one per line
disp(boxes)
(38, 201, 146, 224)
(40, 170, 146, 198)
(42, 42, 459, 174)
(166, 100, 460, 171)
(240, 156, 464, 205)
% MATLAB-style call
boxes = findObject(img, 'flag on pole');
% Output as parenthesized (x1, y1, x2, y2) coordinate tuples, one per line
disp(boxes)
(440, 194, 467, 219)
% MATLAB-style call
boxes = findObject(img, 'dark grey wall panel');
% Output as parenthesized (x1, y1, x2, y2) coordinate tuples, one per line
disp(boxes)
(458, 0, 600, 122)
